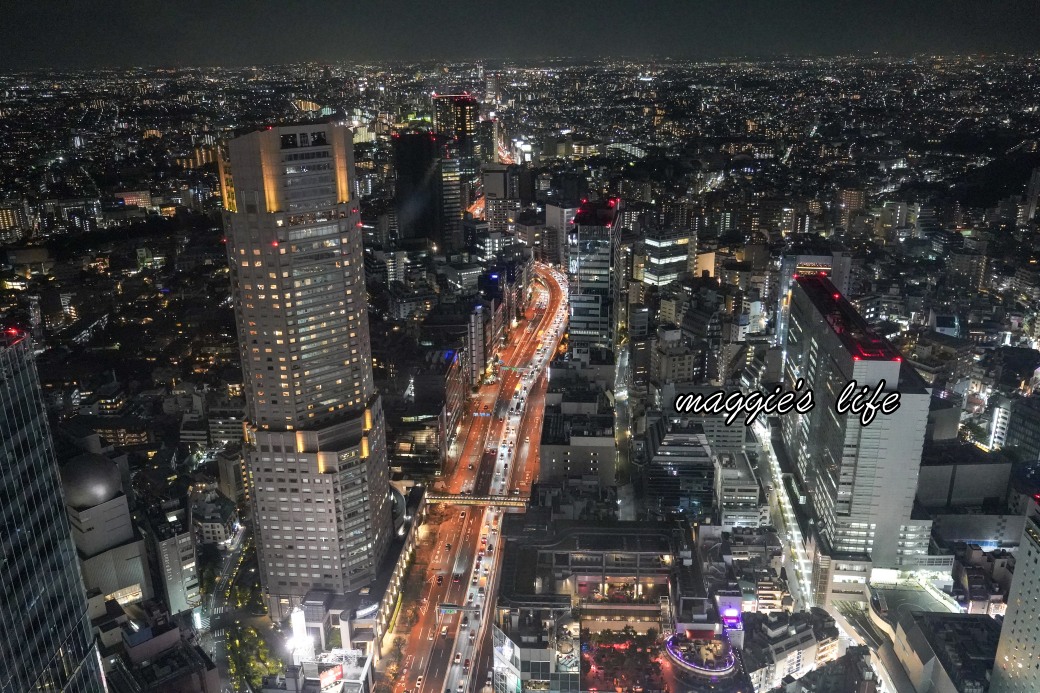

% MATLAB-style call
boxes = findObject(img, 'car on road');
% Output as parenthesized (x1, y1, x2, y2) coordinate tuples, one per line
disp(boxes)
(440, 626, 448, 637)
(454, 652, 461, 664)
(437, 575, 443, 585)
(417, 676, 424, 686)
(464, 659, 470, 672)
(460, 511, 466, 519)
(453, 574, 461, 583)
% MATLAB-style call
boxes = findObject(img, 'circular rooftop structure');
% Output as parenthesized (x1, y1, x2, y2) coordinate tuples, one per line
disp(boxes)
(60, 456, 122, 509)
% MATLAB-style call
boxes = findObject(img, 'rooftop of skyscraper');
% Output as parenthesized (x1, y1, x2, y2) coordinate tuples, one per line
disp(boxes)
(573, 197, 621, 226)
(795, 273, 903, 361)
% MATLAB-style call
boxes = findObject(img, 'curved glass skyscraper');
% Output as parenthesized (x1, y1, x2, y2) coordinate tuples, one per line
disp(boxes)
(0, 333, 103, 691)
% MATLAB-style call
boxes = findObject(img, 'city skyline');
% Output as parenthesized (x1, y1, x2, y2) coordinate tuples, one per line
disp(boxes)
(2, 1, 1040, 70)
(3, 44, 1040, 693)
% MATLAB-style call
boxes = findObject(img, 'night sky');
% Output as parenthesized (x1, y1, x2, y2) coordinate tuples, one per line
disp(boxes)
(2, 0, 1040, 69)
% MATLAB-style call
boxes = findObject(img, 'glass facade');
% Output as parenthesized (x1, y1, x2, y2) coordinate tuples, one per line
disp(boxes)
(0, 336, 102, 692)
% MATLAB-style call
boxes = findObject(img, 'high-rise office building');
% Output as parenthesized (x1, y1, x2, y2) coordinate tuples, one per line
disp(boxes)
(437, 156, 462, 253)
(992, 511, 1040, 692)
(544, 202, 578, 267)
(146, 496, 200, 615)
(640, 224, 695, 287)
(483, 164, 521, 234)
(432, 94, 479, 159)
(781, 275, 934, 607)
(1004, 397, 1040, 463)
(393, 132, 445, 244)
(568, 199, 622, 358)
(774, 250, 851, 349)
(0, 333, 103, 691)
(221, 123, 392, 617)
(482, 163, 518, 201)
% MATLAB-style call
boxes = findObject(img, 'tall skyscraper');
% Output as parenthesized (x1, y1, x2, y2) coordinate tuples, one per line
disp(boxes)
(393, 132, 444, 244)
(0, 332, 103, 691)
(781, 275, 934, 607)
(568, 199, 622, 359)
(432, 93, 479, 159)
(221, 123, 392, 617)
(991, 511, 1040, 692)
(436, 156, 462, 253)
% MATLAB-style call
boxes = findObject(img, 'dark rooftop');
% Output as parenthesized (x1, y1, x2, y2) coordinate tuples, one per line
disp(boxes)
(795, 274, 902, 361)
(574, 198, 621, 226)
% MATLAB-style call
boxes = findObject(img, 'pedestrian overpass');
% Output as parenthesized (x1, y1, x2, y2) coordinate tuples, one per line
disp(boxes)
(425, 493, 529, 508)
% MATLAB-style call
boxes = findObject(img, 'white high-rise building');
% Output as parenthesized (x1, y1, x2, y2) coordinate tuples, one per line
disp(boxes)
(221, 123, 391, 617)
(992, 512, 1040, 692)
(782, 274, 935, 606)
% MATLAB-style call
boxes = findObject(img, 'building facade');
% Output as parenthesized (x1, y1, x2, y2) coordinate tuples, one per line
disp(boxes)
(568, 199, 621, 358)
(992, 513, 1040, 692)
(0, 335, 103, 691)
(222, 123, 392, 617)
(147, 496, 200, 615)
(61, 455, 153, 606)
(781, 274, 933, 606)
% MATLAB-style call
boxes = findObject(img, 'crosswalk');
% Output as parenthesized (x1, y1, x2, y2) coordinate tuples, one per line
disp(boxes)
(211, 629, 226, 640)
(198, 605, 235, 633)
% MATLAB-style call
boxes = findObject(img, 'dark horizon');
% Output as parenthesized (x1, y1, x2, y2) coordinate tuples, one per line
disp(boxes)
(2, 0, 1040, 71)
(5, 51, 1040, 74)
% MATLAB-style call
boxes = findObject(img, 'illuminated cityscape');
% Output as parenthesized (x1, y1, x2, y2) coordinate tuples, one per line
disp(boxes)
(3, 3, 1040, 692)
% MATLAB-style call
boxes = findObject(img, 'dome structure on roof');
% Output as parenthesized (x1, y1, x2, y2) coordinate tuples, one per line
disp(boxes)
(60, 455, 122, 510)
